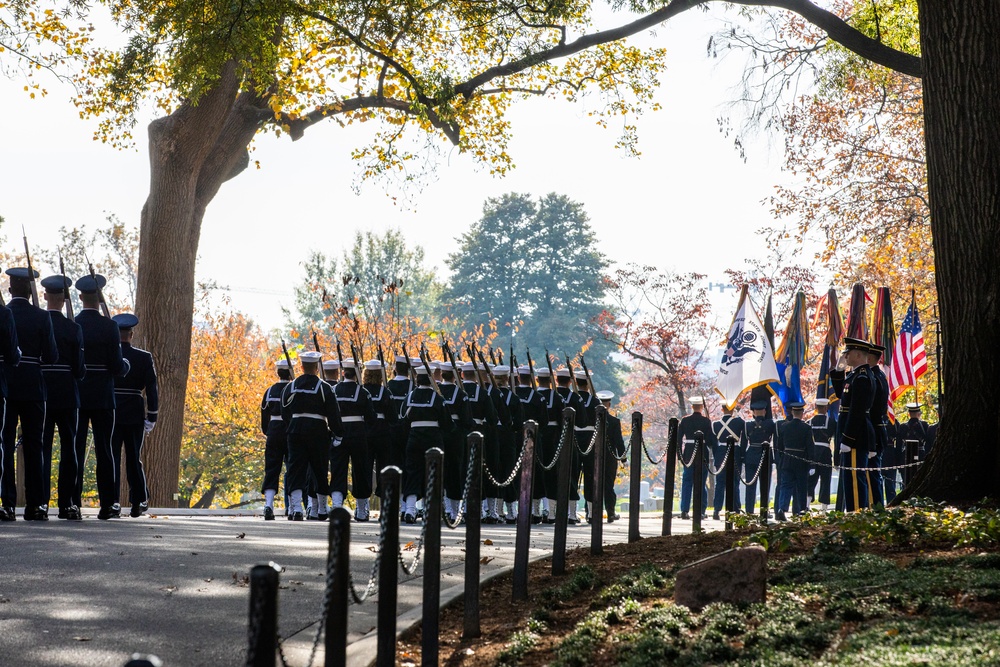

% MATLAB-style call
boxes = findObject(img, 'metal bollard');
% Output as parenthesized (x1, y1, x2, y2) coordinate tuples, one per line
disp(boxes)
(513, 421, 538, 602)
(724, 436, 736, 532)
(376, 466, 402, 667)
(759, 444, 771, 524)
(552, 407, 576, 576)
(423, 447, 444, 667)
(326, 508, 351, 667)
(464, 432, 483, 639)
(692, 432, 704, 534)
(903, 439, 919, 486)
(662, 417, 678, 536)
(247, 562, 282, 667)
(591, 406, 607, 555)
(628, 412, 643, 543)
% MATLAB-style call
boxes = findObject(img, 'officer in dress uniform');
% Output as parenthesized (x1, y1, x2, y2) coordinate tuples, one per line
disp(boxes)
(774, 401, 815, 520)
(865, 343, 890, 507)
(744, 400, 776, 515)
(494, 365, 523, 524)
(830, 337, 874, 512)
(597, 390, 625, 522)
(1, 268, 58, 520)
(0, 294, 19, 522)
(711, 405, 745, 519)
(330, 358, 377, 520)
(807, 398, 836, 511)
(362, 358, 395, 519)
(554, 368, 586, 524)
(110, 313, 159, 517)
(677, 396, 716, 520)
(39, 275, 85, 521)
(280, 351, 344, 521)
(259, 358, 292, 520)
(882, 416, 899, 502)
(897, 402, 931, 479)
(73, 274, 130, 520)
(400, 364, 453, 523)
(438, 359, 471, 522)
(533, 367, 564, 523)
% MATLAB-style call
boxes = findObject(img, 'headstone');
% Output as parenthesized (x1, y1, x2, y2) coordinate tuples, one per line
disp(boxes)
(673, 546, 767, 611)
(640, 481, 650, 501)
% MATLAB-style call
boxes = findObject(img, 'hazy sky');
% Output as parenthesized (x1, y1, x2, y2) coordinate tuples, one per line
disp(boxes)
(0, 7, 813, 332)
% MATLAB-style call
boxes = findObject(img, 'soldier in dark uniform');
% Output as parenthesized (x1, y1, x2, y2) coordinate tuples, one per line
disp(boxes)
(830, 337, 874, 512)
(321, 358, 340, 384)
(400, 364, 453, 523)
(461, 362, 500, 522)
(387, 355, 413, 494)
(678, 397, 716, 520)
(109, 313, 159, 517)
(330, 359, 377, 520)
(865, 343, 890, 507)
(774, 402, 815, 520)
(743, 400, 776, 515)
(1, 268, 57, 520)
(438, 359, 470, 522)
(280, 351, 344, 521)
(555, 368, 586, 524)
(882, 415, 901, 502)
(39, 275, 85, 521)
(807, 398, 836, 511)
(73, 274, 130, 519)
(0, 296, 19, 522)
(711, 405, 745, 519)
(362, 359, 395, 521)
(494, 365, 523, 523)
(597, 390, 625, 522)
(259, 358, 292, 520)
(575, 372, 601, 523)
(897, 402, 931, 477)
(514, 365, 548, 522)
(533, 367, 564, 523)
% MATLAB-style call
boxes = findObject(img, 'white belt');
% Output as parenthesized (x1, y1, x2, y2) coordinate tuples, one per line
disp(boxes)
(42, 364, 73, 372)
(376, 413, 385, 419)
(270, 416, 283, 421)
(575, 426, 595, 432)
(342, 416, 364, 423)
(411, 420, 439, 428)
(547, 421, 558, 426)
(451, 414, 460, 420)
(473, 418, 486, 425)
(292, 413, 328, 422)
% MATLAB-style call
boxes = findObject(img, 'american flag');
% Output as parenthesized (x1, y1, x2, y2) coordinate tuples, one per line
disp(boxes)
(888, 297, 927, 400)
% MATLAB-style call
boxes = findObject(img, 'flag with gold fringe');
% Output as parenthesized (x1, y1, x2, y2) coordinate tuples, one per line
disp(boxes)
(771, 290, 809, 414)
(715, 286, 779, 410)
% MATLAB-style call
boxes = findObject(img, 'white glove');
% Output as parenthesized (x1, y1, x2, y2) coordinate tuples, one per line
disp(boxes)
(808, 468, 816, 475)
(839, 444, 852, 453)
(332, 436, 344, 448)
(143, 420, 155, 434)
(868, 452, 877, 459)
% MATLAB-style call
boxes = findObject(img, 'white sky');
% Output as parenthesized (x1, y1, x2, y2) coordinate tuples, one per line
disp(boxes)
(0, 7, 814, 332)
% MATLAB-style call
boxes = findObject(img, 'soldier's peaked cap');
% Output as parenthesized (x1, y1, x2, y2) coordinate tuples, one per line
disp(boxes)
(6, 267, 39, 281)
(843, 336, 870, 352)
(75, 274, 107, 294)
(788, 401, 805, 410)
(750, 399, 769, 410)
(40, 275, 72, 293)
(906, 402, 922, 411)
(112, 313, 139, 330)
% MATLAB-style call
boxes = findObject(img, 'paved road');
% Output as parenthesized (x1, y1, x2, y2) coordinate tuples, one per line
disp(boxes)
(0, 509, 724, 666)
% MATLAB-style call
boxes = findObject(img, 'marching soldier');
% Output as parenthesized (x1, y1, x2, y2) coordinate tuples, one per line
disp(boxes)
(774, 401, 815, 520)
(483, 363, 512, 523)
(1, 268, 58, 520)
(400, 364, 453, 524)
(807, 398, 836, 511)
(494, 365, 523, 523)
(330, 359, 377, 520)
(74, 274, 130, 520)
(280, 351, 344, 521)
(362, 358, 395, 520)
(744, 399, 776, 515)
(597, 390, 625, 522)
(554, 368, 586, 523)
(321, 358, 340, 384)
(39, 275, 85, 521)
(711, 404, 745, 519)
(260, 358, 292, 520)
(110, 313, 159, 517)
(438, 359, 471, 522)
(514, 365, 549, 523)
(865, 343, 890, 507)
(830, 337, 874, 512)
(898, 402, 931, 473)
(677, 397, 716, 520)
(882, 414, 901, 502)
(533, 367, 564, 523)
(387, 355, 412, 490)
(0, 298, 19, 522)
(461, 361, 500, 522)
(574, 371, 601, 523)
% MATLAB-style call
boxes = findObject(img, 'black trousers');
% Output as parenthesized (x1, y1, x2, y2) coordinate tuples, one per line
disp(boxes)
(403, 429, 444, 499)
(287, 433, 330, 496)
(43, 407, 78, 509)
(368, 423, 392, 496)
(481, 428, 501, 499)
(499, 427, 519, 505)
(76, 409, 117, 509)
(260, 424, 288, 493)
(111, 422, 148, 505)
(808, 447, 833, 504)
(330, 430, 372, 498)
(1, 400, 46, 509)
(539, 425, 562, 500)
(442, 429, 468, 501)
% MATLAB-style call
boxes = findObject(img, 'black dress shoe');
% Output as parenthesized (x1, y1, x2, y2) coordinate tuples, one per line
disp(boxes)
(97, 507, 113, 520)
(505, 516, 517, 525)
(263, 507, 275, 521)
(291, 511, 304, 521)
(130, 502, 148, 518)
(23, 508, 36, 521)
(58, 508, 69, 519)
(66, 506, 83, 521)
(0, 507, 15, 521)
(608, 514, 620, 523)
(403, 512, 417, 524)
(680, 513, 690, 520)
(531, 514, 542, 524)
(34, 507, 49, 521)
(713, 512, 721, 521)
(110, 503, 122, 518)
(568, 517, 579, 525)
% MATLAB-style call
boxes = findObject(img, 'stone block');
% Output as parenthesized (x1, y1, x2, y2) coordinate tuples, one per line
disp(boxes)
(673, 545, 767, 611)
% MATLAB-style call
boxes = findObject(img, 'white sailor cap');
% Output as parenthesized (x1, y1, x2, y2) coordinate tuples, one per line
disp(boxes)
(815, 398, 830, 406)
(574, 370, 587, 379)
(596, 390, 614, 401)
(555, 368, 572, 378)
(364, 359, 384, 370)
(460, 361, 476, 373)
(322, 359, 340, 370)
(394, 354, 408, 363)
(517, 365, 532, 376)
(276, 359, 291, 369)
(341, 358, 357, 370)
(410, 357, 422, 367)
(690, 396, 705, 406)
(300, 351, 322, 364)
(493, 365, 511, 376)
(414, 365, 430, 376)
(906, 402, 922, 411)
(535, 367, 551, 378)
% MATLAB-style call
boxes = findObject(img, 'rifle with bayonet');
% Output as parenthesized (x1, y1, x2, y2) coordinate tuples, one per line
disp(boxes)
(466, 343, 486, 390)
(22, 227, 39, 307)
(376, 343, 389, 388)
(565, 353, 583, 399)
(335, 338, 345, 378)
(350, 341, 363, 378)
(281, 339, 296, 379)
(58, 250, 73, 321)
(525, 347, 538, 391)
(85, 254, 110, 318)
(489, 347, 498, 367)
(417, 344, 443, 397)
(544, 348, 556, 388)
(443, 340, 464, 384)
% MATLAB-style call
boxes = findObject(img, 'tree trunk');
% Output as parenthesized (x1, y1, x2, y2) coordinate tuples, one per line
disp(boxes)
(898, 2, 1000, 502)
(134, 64, 271, 507)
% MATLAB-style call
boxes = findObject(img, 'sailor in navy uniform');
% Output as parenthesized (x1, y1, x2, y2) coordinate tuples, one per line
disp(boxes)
(438, 359, 471, 522)
(483, 363, 512, 523)
(514, 365, 548, 522)
(494, 365, 523, 523)
(39, 275, 85, 521)
(574, 371, 599, 523)
(807, 398, 836, 510)
(110, 313, 159, 517)
(400, 364, 453, 523)
(330, 358, 377, 520)
(711, 405, 745, 519)
(677, 397, 716, 520)
(774, 401, 815, 520)
(321, 358, 340, 384)
(1, 268, 57, 520)
(865, 343, 890, 507)
(387, 355, 413, 493)
(0, 295, 18, 522)
(280, 351, 343, 520)
(461, 362, 500, 522)
(533, 367, 564, 522)
(597, 391, 625, 522)
(259, 358, 292, 520)
(830, 337, 874, 512)
(362, 359, 395, 520)
(743, 400, 776, 515)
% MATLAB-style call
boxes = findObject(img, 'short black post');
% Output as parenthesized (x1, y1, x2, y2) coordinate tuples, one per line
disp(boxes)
(552, 407, 575, 576)
(247, 562, 281, 667)
(376, 466, 402, 667)
(759, 444, 771, 524)
(904, 439, 919, 486)
(724, 436, 736, 532)
(591, 406, 607, 555)
(513, 421, 537, 602)
(463, 432, 483, 639)
(422, 448, 444, 667)
(692, 432, 705, 534)
(326, 508, 351, 667)
(661, 417, 678, 536)
(628, 412, 643, 543)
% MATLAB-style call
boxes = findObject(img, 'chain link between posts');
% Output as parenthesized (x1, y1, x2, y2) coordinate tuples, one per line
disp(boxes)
(778, 448, 925, 472)
(538, 418, 573, 471)
(444, 438, 479, 529)
(739, 445, 769, 486)
(482, 434, 530, 488)
(706, 441, 731, 477)
(397, 462, 433, 576)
